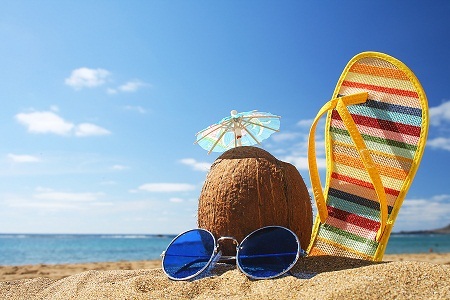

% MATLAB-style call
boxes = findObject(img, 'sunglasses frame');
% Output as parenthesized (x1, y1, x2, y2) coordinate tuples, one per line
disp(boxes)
(161, 225, 303, 281)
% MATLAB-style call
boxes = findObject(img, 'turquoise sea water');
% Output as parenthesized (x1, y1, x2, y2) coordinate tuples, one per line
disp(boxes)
(0, 234, 174, 266)
(386, 233, 450, 254)
(0, 233, 449, 266)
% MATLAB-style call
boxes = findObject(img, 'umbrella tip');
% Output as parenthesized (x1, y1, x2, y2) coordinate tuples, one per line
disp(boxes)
(230, 110, 238, 117)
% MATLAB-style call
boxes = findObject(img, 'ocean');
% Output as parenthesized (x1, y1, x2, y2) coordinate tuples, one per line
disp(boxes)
(0, 233, 449, 266)
(0, 234, 174, 266)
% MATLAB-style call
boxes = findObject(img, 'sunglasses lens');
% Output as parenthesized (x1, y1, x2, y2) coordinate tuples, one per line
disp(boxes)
(162, 229, 215, 280)
(237, 226, 299, 279)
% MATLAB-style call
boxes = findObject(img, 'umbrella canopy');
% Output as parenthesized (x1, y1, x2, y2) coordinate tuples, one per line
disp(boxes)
(195, 110, 281, 154)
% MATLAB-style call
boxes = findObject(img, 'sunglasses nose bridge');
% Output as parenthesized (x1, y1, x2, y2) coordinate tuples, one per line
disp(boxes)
(217, 236, 239, 247)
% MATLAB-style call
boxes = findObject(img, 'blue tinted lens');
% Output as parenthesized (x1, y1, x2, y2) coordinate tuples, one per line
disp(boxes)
(162, 229, 215, 280)
(237, 226, 299, 279)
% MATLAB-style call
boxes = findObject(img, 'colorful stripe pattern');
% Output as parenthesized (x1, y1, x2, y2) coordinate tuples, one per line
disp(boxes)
(309, 55, 425, 260)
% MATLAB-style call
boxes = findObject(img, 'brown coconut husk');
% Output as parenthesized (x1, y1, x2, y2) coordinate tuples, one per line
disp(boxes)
(198, 146, 312, 256)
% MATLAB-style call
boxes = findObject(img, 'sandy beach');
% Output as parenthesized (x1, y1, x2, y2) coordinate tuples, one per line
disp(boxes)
(1, 253, 449, 299)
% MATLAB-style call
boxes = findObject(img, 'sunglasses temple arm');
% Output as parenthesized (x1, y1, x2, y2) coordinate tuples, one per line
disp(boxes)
(204, 251, 222, 274)
(287, 249, 308, 277)
(300, 249, 308, 257)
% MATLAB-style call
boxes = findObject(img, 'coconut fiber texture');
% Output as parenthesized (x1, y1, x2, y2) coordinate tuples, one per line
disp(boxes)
(197, 146, 312, 255)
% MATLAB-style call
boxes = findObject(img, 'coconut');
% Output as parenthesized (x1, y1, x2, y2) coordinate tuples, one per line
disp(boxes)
(197, 146, 312, 256)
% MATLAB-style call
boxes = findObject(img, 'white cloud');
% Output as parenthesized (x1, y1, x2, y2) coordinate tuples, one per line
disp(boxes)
(16, 111, 74, 135)
(429, 100, 450, 126)
(396, 194, 450, 231)
(100, 180, 117, 185)
(169, 197, 184, 203)
(118, 80, 148, 92)
(111, 164, 129, 171)
(297, 118, 314, 127)
(8, 154, 41, 163)
(427, 137, 450, 151)
(65, 67, 111, 89)
(179, 158, 211, 172)
(106, 88, 118, 95)
(16, 110, 110, 137)
(425, 101, 450, 151)
(138, 183, 196, 193)
(275, 133, 326, 171)
(75, 123, 111, 137)
(108, 80, 149, 94)
(281, 155, 326, 170)
(271, 132, 300, 142)
(8, 201, 80, 210)
(124, 106, 147, 114)
(4, 189, 108, 211)
(35, 191, 103, 202)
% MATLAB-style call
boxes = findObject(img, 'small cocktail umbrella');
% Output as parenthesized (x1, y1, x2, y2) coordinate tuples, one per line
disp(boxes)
(195, 110, 281, 154)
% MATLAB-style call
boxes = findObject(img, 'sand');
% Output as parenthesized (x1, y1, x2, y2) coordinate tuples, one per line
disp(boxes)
(1, 253, 449, 299)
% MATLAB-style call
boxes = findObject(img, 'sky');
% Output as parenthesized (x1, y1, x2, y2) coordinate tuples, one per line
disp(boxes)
(1, 1, 450, 234)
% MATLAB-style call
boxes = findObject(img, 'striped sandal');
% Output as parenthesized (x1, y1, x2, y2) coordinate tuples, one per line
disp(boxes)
(307, 52, 429, 261)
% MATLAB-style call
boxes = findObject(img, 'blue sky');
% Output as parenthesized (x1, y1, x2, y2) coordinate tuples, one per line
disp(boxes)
(1, 1, 449, 234)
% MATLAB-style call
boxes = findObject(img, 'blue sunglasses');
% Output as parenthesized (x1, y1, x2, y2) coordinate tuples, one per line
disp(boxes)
(161, 226, 305, 280)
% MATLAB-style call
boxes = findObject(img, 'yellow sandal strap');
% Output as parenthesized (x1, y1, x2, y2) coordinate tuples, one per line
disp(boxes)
(308, 92, 388, 240)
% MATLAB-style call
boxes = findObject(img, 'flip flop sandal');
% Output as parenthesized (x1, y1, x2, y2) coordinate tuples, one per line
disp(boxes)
(307, 52, 429, 261)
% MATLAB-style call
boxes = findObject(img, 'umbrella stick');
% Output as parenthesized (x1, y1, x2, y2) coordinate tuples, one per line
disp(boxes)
(195, 123, 228, 144)
(208, 122, 233, 154)
(240, 121, 261, 145)
(242, 115, 280, 119)
(241, 119, 280, 132)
